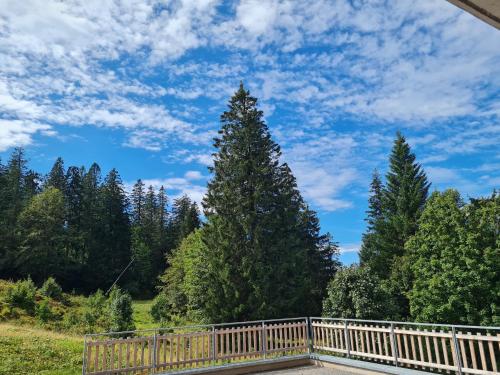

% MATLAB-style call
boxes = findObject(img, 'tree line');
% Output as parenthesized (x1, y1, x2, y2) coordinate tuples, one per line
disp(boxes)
(1, 83, 498, 327)
(323, 133, 499, 325)
(0, 151, 199, 296)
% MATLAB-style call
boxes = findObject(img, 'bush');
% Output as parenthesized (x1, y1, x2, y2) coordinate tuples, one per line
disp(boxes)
(108, 287, 135, 333)
(322, 265, 392, 319)
(83, 290, 107, 331)
(150, 293, 169, 323)
(5, 278, 37, 315)
(40, 277, 63, 300)
(36, 299, 54, 323)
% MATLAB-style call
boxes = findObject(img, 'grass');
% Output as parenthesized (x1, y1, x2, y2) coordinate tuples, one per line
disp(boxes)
(132, 300, 156, 330)
(0, 323, 83, 375)
(0, 293, 156, 375)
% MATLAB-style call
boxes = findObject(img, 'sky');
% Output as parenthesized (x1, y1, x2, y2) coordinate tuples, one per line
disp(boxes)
(0, 0, 499, 265)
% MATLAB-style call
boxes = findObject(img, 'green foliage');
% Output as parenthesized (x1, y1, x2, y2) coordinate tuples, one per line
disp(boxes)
(5, 278, 37, 315)
(36, 299, 54, 323)
(108, 287, 135, 333)
(83, 290, 107, 331)
(16, 188, 67, 284)
(407, 190, 499, 325)
(201, 83, 337, 322)
(359, 133, 430, 319)
(40, 277, 63, 300)
(150, 293, 169, 323)
(0, 323, 83, 375)
(322, 265, 392, 319)
(156, 229, 209, 322)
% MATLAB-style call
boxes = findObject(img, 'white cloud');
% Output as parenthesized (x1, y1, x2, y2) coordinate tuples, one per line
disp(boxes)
(0, 119, 52, 151)
(338, 243, 360, 254)
(140, 177, 207, 208)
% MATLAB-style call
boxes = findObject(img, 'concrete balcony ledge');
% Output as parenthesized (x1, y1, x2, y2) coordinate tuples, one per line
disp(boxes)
(157, 354, 437, 375)
(311, 355, 433, 375)
(156, 355, 312, 375)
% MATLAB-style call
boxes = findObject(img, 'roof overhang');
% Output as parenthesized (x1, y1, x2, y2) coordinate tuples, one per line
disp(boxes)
(447, 0, 500, 29)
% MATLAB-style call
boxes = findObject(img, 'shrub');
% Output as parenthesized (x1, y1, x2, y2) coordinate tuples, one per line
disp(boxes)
(36, 299, 54, 323)
(83, 290, 107, 331)
(40, 277, 63, 300)
(150, 293, 169, 323)
(108, 287, 135, 333)
(5, 278, 37, 315)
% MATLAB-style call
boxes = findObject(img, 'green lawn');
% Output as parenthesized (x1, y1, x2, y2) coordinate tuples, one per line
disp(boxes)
(0, 300, 155, 375)
(132, 299, 155, 330)
(0, 323, 83, 375)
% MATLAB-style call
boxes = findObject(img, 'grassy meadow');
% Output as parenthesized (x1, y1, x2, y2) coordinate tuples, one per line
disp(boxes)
(0, 280, 155, 375)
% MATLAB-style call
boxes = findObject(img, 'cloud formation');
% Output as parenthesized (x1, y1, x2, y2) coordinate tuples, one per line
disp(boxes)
(0, 0, 498, 213)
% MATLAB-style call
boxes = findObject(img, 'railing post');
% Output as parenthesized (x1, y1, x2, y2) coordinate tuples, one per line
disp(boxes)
(82, 335, 87, 375)
(344, 320, 350, 358)
(390, 323, 398, 367)
(261, 321, 267, 359)
(152, 330, 157, 373)
(307, 317, 314, 354)
(212, 325, 217, 365)
(452, 327, 463, 375)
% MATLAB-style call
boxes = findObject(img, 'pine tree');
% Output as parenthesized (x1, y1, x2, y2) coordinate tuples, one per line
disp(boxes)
(131, 179, 145, 225)
(358, 133, 430, 319)
(169, 195, 200, 248)
(0, 148, 33, 278)
(202, 84, 337, 322)
(359, 170, 384, 269)
(383, 132, 430, 263)
(96, 169, 131, 290)
(45, 157, 67, 192)
(64, 166, 85, 287)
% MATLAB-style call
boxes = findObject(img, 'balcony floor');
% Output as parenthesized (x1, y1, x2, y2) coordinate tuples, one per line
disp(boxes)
(256, 365, 361, 375)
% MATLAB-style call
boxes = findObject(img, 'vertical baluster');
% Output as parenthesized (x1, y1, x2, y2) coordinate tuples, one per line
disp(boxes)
(409, 329, 417, 368)
(477, 334, 486, 372)
(425, 329, 432, 367)
(468, 332, 478, 370)
(126, 339, 131, 370)
(417, 331, 425, 369)
(487, 333, 497, 372)
(441, 333, 450, 373)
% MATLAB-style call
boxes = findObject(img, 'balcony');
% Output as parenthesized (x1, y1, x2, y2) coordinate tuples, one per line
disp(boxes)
(82, 318, 499, 375)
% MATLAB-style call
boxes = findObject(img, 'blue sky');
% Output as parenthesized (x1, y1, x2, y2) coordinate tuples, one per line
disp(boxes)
(1, 1, 499, 264)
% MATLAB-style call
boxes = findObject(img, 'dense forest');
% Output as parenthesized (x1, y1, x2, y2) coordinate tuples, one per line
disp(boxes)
(0, 84, 498, 329)
(0, 150, 200, 297)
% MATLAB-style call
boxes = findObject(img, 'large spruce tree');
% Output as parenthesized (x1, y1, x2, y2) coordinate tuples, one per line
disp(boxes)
(202, 84, 337, 322)
(360, 133, 430, 279)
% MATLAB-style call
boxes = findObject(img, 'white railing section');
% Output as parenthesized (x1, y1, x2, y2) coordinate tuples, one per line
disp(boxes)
(82, 318, 308, 374)
(82, 318, 499, 375)
(311, 318, 500, 375)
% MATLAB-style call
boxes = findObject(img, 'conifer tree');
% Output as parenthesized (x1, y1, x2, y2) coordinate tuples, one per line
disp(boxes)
(169, 195, 200, 248)
(359, 170, 384, 269)
(202, 84, 336, 322)
(65, 166, 85, 282)
(383, 132, 430, 260)
(81, 163, 103, 292)
(45, 157, 67, 192)
(0, 148, 32, 278)
(361, 134, 430, 279)
(131, 179, 145, 225)
(88, 168, 131, 290)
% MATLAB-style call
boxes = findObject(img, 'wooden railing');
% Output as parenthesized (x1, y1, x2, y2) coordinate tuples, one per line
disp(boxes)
(83, 318, 499, 375)
(311, 318, 500, 375)
(83, 318, 308, 374)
